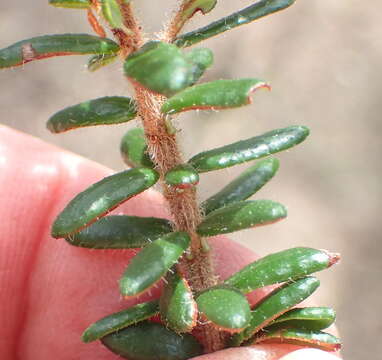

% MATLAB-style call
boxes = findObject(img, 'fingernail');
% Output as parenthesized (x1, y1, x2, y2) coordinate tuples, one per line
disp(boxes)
(280, 349, 339, 360)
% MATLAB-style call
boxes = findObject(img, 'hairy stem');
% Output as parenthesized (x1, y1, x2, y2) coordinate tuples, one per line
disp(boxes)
(116, 2, 226, 353)
(164, 0, 189, 41)
(133, 85, 226, 353)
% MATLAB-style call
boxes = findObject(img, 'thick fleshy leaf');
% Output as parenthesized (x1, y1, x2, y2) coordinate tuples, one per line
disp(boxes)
(225, 247, 339, 294)
(120, 128, 154, 168)
(0, 34, 120, 69)
(87, 53, 118, 72)
(161, 79, 269, 114)
(253, 329, 341, 351)
(82, 300, 159, 343)
(197, 200, 287, 237)
(101, 321, 203, 360)
(231, 277, 320, 346)
(174, 0, 296, 47)
(185, 47, 214, 85)
(66, 215, 172, 249)
(188, 126, 309, 173)
(165, 164, 199, 189)
(47, 96, 137, 133)
(49, 0, 90, 9)
(196, 286, 251, 332)
(119, 232, 190, 297)
(265, 307, 336, 332)
(51, 168, 159, 238)
(159, 272, 197, 333)
(124, 41, 196, 97)
(201, 158, 279, 215)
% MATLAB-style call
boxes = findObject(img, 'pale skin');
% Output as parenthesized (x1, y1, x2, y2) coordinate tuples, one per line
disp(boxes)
(0, 125, 341, 360)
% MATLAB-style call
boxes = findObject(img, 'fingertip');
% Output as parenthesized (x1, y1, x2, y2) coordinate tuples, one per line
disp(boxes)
(191, 345, 302, 360)
(279, 348, 341, 360)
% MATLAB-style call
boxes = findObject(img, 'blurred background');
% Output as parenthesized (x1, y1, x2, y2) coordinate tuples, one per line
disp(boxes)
(0, 1, 380, 359)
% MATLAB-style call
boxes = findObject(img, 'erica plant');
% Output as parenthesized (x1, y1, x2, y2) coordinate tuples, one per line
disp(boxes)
(0, 0, 341, 359)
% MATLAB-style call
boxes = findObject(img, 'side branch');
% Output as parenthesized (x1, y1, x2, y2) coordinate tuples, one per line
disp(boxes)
(117, 0, 143, 52)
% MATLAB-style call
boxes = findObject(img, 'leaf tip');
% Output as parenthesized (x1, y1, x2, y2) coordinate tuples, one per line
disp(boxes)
(325, 251, 341, 267)
(81, 330, 93, 344)
(246, 81, 271, 104)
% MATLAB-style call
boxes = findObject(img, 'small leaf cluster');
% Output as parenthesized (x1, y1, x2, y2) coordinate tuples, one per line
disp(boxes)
(0, 1, 341, 359)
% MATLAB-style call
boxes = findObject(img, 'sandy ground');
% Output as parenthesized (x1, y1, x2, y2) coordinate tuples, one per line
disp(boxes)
(1, 1, 381, 359)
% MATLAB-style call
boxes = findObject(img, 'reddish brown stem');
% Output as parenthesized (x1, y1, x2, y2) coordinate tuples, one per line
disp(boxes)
(113, 1, 227, 353)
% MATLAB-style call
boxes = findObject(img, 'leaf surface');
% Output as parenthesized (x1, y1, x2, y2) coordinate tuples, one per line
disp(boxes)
(87, 53, 118, 72)
(265, 307, 336, 332)
(175, 0, 296, 47)
(202, 158, 279, 214)
(47, 96, 137, 133)
(101, 321, 203, 360)
(253, 329, 341, 351)
(124, 41, 197, 97)
(225, 247, 339, 294)
(120, 128, 154, 168)
(162, 79, 269, 114)
(49, 0, 90, 9)
(101, 0, 126, 30)
(196, 286, 251, 332)
(185, 47, 214, 85)
(52, 168, 159, 238)
(189, 126, 309, 173)
(119, 232, 190, 297)
(165, 164, 199, 189)
(231, 277, 320, 345)
(66, 215, 172, 249)
(160, 272, 197, 333)
(0, 34, 119, 68)
(82, 301, 159, 343)
(197, 200, 287, 236)
(178, 0, 217, 26)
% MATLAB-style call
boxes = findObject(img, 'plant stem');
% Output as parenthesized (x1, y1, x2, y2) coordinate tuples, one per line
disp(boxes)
(164, 0, 189, 41)
(133, 85, 226, 353)
(116, 2, 227, 353)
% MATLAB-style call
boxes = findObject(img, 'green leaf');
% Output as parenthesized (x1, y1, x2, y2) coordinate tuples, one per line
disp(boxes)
(165, 164, 199, 189)
(51, 168, 159, 238)
(0, 34, 120, 69)
(174, 0, 296, 47)
(66, 215, 172, 249)
(253, 329, 341, 351)
(231, 277, 320, 346)
(196, 286, 251, 332)
(197, 200, 287, 237)
(178, 0, 217, 26)
(49, 0, 90, 9)
(171, 1, 217, 37)
(201, 158, 279, 215)
(162, 79, 269, 115)
(265, 307, 336, 332)
(101, 0, 126, 30)
(124, 41, 197, 97)
(101, 321, 203, 360)
(225, 247, 339, 294)
(87, 53, 118, 72)
(119, 232, 190, 297)
(160, 272, 197, 333)
(185, 47, 214, 85)
(120, 128, 154, 168)
(188, 126, 309, 173)
(82, 300, 159, 343)
(47, 96, 137, 133)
